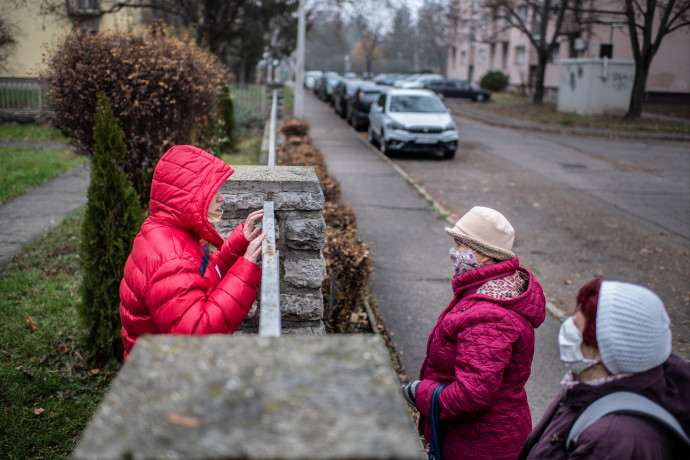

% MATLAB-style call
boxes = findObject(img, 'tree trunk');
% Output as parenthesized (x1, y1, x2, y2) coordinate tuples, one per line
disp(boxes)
(532, 57, 547, 104)
(625, 58, 651, 119)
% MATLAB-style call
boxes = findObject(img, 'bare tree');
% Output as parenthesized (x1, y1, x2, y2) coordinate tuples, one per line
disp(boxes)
(484, 0, 579, 103)
(417, 0, 453, 75)
(351, 0, 391, 76)
(573, 0, 690, 118)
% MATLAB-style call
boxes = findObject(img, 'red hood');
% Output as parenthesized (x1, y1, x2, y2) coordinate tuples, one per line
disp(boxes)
(149, 145, 233, 248)
(451, 257, 546, 328)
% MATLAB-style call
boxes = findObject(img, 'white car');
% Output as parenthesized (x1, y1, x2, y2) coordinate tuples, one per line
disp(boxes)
(304, 70, 323, 89)
(397, 74, 444, 89)
(367, 89, 458, 159)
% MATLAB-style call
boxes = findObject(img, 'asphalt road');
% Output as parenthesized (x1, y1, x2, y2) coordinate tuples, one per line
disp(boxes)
(305, 91, 689, 425)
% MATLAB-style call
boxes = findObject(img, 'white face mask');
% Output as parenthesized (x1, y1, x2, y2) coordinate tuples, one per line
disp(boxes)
(558, 317, 599, 375)
(207, 208, 223, 227)
(449, 247, 483, 275)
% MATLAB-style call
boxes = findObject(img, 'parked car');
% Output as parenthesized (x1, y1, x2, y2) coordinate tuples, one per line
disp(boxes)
(332, 79, 364, 118)
(304, 70, 323, 89)
(424, 79, 491, 102)
(315, 74, 342, 103)
(397, 74, 444, 89)
(367, 88, 458, 159)
(373, 73, 405, 86)
(345, 82, 382, 130)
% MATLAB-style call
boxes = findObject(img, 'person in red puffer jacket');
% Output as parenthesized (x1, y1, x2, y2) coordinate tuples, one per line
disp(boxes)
(402, 206, 546, 460)
(119, 145, 265, 360)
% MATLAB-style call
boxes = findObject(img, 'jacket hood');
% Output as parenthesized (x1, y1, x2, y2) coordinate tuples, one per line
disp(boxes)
(149, 145, 233, 248)
(452, 257, 546, 328)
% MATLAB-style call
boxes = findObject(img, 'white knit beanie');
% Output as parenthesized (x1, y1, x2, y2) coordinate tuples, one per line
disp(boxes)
(445, 206, 516, 261)
(597, 281, 671, 375)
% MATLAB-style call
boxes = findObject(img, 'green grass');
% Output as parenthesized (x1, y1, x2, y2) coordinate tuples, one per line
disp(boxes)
(0, 146, 86, 204)
(0, 207, 116, 459)
(0, 124, 67, 142)
(219, 130, 263, 166)
(283, 86, 294, 110)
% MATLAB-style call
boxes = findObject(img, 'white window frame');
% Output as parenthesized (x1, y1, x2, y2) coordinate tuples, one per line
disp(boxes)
(515, 45, 526, 65)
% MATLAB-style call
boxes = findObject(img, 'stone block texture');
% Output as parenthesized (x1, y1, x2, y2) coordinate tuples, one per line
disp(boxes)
(72, 335, 424, 460)
(218, 166, 327, 334)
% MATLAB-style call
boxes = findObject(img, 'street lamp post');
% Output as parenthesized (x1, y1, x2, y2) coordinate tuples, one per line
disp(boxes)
(294, 0, 306, 118)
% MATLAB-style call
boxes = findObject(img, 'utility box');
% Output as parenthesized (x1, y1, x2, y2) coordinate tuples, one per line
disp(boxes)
(558, 58, 635, 115)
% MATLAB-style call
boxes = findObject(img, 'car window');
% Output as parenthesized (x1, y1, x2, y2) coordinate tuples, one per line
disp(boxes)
(362, 91, 380, 103)
(389, 95, 446, 113)
(445, 81, 457, 88)
(376, 94, 387, 107)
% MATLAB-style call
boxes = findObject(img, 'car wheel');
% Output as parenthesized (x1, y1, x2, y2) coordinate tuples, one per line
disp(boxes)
(475, 94, 484, 102)
(443, 149, 456, 160)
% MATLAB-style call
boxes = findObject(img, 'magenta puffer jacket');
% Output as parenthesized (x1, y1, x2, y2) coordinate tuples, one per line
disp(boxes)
(119, 145, 261, 360)
(416, 257, 546, 460)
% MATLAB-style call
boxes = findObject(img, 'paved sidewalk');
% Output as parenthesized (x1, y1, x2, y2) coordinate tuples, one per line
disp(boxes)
(0, 141, 89, 266)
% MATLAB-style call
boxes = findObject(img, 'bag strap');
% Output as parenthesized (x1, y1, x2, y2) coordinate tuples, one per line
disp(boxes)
(428, 384, 447, 460)
(565, 391, 690, 453)
(199, 244, 210, 276)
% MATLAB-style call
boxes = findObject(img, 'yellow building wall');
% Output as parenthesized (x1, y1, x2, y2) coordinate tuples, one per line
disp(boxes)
(1, 3, 144, 78)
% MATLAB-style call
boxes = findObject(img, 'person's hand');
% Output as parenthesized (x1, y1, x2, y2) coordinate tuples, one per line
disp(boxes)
(401, 380, 421, 406)
(243, 233, 265, 265)
(243, 209, 264, 241)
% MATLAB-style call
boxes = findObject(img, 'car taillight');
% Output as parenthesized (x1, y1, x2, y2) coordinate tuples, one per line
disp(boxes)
(359, 91, 364, 102)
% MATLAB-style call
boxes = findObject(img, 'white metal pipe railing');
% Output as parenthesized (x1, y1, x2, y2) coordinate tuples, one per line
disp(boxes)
(258, 200, 281, 337)
(267, 90, 278, 167)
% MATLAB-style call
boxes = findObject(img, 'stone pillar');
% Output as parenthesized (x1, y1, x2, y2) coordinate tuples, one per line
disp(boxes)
(218, 166, 326, 335)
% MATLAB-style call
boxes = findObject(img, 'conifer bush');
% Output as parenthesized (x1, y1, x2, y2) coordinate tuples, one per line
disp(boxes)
(78, 93, 144, 363)
(480, 70, 509, 92)
(40, 27, 229, 205)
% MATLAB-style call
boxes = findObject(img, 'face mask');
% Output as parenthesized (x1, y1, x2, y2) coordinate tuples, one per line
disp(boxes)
(558, 317, 599, 375)
(207, 209, 223, 227)
(449, 247, 483, 275)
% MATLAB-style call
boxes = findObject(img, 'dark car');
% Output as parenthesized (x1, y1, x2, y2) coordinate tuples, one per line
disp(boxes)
(332, 79, 364, 118)
(345, 82, 382, 130)
(373, 73, 406, 86)
(424, 79, 491, 102)
(315, 74, 343, 103)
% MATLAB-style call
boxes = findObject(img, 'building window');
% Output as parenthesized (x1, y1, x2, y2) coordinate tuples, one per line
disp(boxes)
(549, 46, 560, 63)
(479, 49, 487, 65)
(452, 47, 457, 69)
(518, 5, 529, 23)
(460, 51, 467, 66)
(515, 45, 526, 65)
(502, 42, 509, 69)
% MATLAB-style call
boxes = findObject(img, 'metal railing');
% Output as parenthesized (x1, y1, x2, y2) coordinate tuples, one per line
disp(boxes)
(0, 78, 47, 110)
(258, 90, 281, 337)
(230, 84, 268, 118)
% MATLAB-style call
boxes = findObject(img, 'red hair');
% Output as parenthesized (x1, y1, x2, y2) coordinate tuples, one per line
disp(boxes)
(575, 278, 602, 347)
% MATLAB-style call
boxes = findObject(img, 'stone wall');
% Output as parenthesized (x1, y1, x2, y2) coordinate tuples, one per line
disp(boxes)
(219, 165, 327, 335)
(71, 335, 425, 460)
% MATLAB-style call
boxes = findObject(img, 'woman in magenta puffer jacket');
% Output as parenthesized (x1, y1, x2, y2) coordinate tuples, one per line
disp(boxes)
(402, 206, 546, 459)
(119, 145, 265, 360)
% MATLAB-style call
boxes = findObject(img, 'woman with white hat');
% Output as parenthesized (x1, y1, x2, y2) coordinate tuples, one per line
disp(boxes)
(401, 206, 546, 459)
(518, 278, 690, 459)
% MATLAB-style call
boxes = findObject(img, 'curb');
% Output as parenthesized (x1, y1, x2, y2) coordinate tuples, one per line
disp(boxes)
(450, 108, 690, 142)
(355, 133, 569, 324)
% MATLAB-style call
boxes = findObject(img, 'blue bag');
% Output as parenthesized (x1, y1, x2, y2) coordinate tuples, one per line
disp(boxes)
(428, 384, 447, 460)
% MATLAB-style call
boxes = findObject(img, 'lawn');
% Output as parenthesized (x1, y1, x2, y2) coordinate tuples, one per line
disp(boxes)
(466, 92, 690, 134)
(0, 145, 86, 204)
(0, 124, 67, 142)
(0, 207, 115, 459)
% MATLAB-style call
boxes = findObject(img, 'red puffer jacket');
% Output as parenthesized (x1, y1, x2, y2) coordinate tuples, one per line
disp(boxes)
(119, 145, 261, 360)
(416, 257, 546, 460)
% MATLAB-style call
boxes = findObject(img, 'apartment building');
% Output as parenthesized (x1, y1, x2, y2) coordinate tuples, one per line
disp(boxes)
(446, 0, 690, 103)
(1, 0, 143, 78)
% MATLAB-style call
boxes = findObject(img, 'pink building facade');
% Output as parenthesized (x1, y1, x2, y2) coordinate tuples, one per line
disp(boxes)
(446, 0, 690, 103)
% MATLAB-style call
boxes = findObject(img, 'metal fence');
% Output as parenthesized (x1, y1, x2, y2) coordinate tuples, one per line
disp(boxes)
(230, 84, 268, 119)
(258, 90, 281, 337)
(0, 78, 47, 110)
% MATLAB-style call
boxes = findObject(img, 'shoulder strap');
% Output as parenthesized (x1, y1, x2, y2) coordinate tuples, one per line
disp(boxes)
(565, 391, 690, 453)
(199, 244, 210, 276)
(428, 384, 447, 460)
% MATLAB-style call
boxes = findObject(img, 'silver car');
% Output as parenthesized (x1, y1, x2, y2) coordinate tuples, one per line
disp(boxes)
(368, 89, 459, 159)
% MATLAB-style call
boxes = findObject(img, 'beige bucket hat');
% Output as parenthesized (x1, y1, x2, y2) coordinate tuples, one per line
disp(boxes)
(445, 206, 516, 261)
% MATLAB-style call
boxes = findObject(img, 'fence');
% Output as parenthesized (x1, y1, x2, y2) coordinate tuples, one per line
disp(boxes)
(0, 78, 47, 110)
(230, 84, 268, 123)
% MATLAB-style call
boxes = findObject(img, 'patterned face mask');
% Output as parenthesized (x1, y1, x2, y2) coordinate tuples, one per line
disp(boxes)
(449, 247, 483, 275)
(207, 208, 223, 227)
